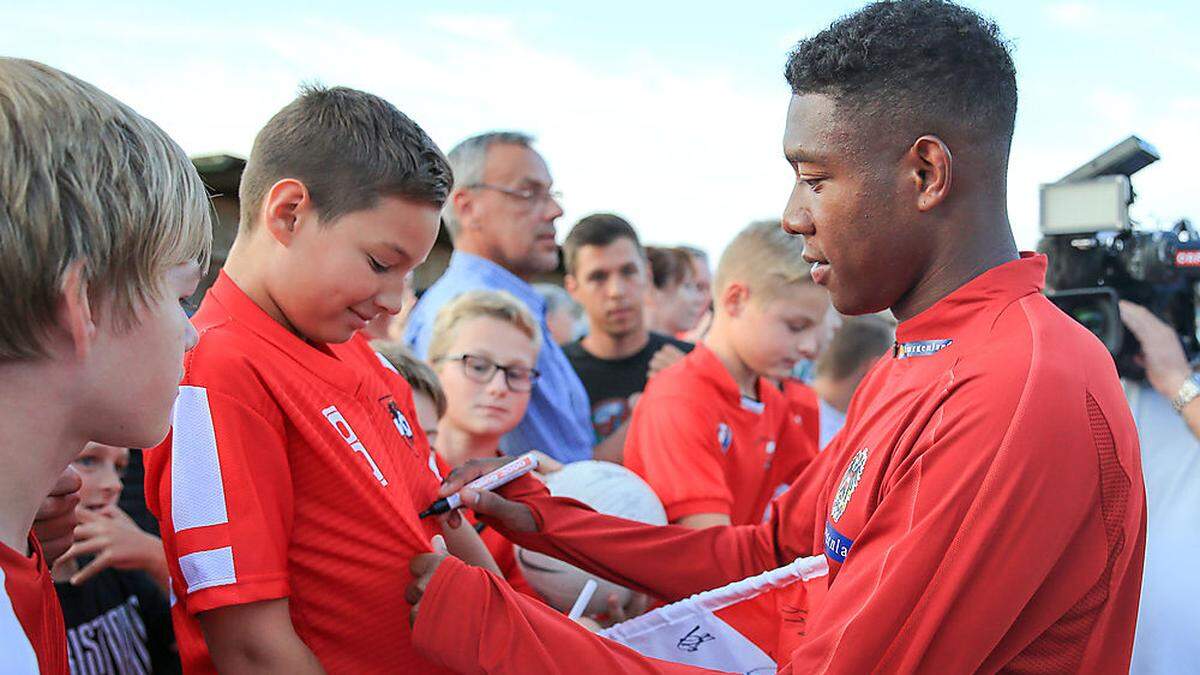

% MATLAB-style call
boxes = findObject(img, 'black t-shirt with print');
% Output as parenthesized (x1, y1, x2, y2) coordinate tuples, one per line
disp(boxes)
(55, 567, 180, 674)
(563, 331, 693, 441)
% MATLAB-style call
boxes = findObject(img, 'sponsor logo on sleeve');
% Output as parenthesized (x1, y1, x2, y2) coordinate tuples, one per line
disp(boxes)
(894, 338, 953, 359)
(824, 520, 854, 563)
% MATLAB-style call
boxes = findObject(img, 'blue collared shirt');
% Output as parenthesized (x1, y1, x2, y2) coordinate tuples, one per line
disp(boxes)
(404, 251, 595, 463)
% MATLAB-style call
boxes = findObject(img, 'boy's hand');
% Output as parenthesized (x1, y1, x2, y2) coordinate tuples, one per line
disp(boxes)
(63, 505, 162, 585)
(438, 458, 538, 533)
(407, 535, 449, 626)
(33, 466, 82, 564)
(648, 344, 686, 376)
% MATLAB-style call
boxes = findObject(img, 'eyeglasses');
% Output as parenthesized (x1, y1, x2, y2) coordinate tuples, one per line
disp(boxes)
(435, 353, 540, 393)
(465, 183, 563, 206)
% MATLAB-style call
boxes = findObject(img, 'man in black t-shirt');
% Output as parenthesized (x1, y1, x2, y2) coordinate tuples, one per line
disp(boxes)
(561, 214, 693, 451)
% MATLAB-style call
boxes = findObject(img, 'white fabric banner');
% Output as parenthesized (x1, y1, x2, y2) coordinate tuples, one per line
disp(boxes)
(599, 555, 828, 673)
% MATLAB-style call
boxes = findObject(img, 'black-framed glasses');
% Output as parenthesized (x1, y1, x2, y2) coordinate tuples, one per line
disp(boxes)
(465, 183, 562, 206)
(435, 353, 541, 393)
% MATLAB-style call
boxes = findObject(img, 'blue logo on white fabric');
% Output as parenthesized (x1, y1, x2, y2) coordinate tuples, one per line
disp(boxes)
(895, 339, 953, 359)
(824, 521, 853, 563)
(717, 423, 733, 453)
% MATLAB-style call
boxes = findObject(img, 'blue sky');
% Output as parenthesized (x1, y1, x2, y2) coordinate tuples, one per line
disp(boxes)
(6, 1, 1197, 258)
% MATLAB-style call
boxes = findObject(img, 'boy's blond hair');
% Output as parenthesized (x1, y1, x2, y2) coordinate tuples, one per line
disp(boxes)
(428, 290, 543, 365)
(0, 58, 212, 360)
(371, 340, 447, 417)
(714, 220, 811, 305)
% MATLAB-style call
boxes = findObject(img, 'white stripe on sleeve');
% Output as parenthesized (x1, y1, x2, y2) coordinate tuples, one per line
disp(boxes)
(179, 546, 237, 594)
(171, 386, 230, 532)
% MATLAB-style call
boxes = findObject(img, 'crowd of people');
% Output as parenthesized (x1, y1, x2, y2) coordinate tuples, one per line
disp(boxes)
(1, 0, 1195, 673)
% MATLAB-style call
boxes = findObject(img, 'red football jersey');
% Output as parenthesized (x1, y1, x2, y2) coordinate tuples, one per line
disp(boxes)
(625, 345, 816, 525)
(0, 534, 68, 675)
(413, 254, 1147, 674)
(144, 272, 452, 673)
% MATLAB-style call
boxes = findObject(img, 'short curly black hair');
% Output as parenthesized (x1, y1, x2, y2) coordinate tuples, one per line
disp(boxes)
(785, 0, 1017, 150)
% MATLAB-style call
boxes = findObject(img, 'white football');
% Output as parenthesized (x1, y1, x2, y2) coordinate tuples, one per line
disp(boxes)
(516, 461, 667, 615)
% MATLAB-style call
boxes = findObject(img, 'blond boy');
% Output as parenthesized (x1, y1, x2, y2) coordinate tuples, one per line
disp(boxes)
(0, 58, 210, 673)
(624, 221, 828, 527)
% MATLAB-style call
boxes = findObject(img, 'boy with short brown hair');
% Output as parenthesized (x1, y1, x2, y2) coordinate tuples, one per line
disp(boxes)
(142, 84, 496, 673)
(625, 220, 828, 528)
(0, 57, 211, 673)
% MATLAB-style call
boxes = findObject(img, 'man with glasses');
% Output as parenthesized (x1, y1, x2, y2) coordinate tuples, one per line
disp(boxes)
(405, 132, 612, 463)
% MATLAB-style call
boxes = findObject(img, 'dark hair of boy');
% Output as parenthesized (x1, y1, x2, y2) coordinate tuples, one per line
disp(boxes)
(238, 84, 453, 230)
(562, 213, 644, 276)
(645, 246, 693, 290)
(372, 340, 447, 418)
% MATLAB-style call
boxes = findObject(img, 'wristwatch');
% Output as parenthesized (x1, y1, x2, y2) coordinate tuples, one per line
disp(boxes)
(1172, 373, 1200, 413)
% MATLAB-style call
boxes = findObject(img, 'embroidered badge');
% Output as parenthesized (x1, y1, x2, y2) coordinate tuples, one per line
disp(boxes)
(717, 423, 733, 453)
(894, 339, 953, 359)
(387, 401, 414, 441)
(830, 447, 868, 523)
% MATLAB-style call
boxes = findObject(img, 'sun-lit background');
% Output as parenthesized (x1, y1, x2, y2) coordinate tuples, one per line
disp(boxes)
(8, 0, 1196, 259)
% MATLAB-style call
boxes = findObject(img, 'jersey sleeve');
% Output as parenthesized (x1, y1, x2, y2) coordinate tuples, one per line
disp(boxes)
(413, 557, 722, 674)
(480, 449, 837, 603)
(150, 385, 293, 615)
(625, 395, 731, 521)
(780, 377, 1133, 674)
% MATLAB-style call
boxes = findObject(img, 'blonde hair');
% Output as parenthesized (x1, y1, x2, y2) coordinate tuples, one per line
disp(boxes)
(714, 220, 811, 304)
(428, 290, 543, 364)
(372, 339, 447, 417)
(0, 58, 212, 360)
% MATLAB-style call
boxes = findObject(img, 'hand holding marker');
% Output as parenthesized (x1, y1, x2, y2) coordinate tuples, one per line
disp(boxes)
(419, 453, 540, 518)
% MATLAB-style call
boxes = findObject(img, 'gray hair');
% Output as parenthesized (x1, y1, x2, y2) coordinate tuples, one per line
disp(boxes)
(442, 131, 534, 238)
(534, 283, 581, 319)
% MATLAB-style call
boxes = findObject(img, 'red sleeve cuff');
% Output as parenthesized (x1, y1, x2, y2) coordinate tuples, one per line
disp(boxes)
(664, 497, 733, 523)
(185, 576, 290, 614)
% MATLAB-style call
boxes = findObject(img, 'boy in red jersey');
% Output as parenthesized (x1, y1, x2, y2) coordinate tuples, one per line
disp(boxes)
(406, 2, 1147, 673)
(0, 58, 211, 674)
(625, 221, 826, 528)
(143, 85, 499, 673)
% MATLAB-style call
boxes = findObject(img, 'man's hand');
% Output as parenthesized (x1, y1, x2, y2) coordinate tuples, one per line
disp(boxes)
(648, 344, 686, 377)
(61, 506, 165, 587)
(33, 467, 82, 564)
(1119, 300, 1192, 398)
(438, 458, 539, 533)
(407, 535, 449, 627)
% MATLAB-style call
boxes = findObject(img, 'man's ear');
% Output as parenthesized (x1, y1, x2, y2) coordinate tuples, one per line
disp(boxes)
(451, 189, 475, 232)
(906, 135, 953, 213)
(719, 282, 750, 318)
(262, 179, 313, 246)
(563, 274, 580, 298)
(58, 259, 96, 360)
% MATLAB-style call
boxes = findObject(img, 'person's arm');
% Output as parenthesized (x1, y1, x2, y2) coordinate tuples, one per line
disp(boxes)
(591, 418, 629, 464)
(199, 599, 324, 674)
(440, 518, 502, 576)
(676, 513, 731, 529)
(440, 446, 836, 602)
(409, 553, 720, 674)
(1119, 300, 1200, 438)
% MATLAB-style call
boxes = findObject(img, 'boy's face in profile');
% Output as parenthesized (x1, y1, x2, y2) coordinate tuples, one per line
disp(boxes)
(729, 284, 830, 380)
(86, 261, 202, 450)
(276, 196, 440, 345)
